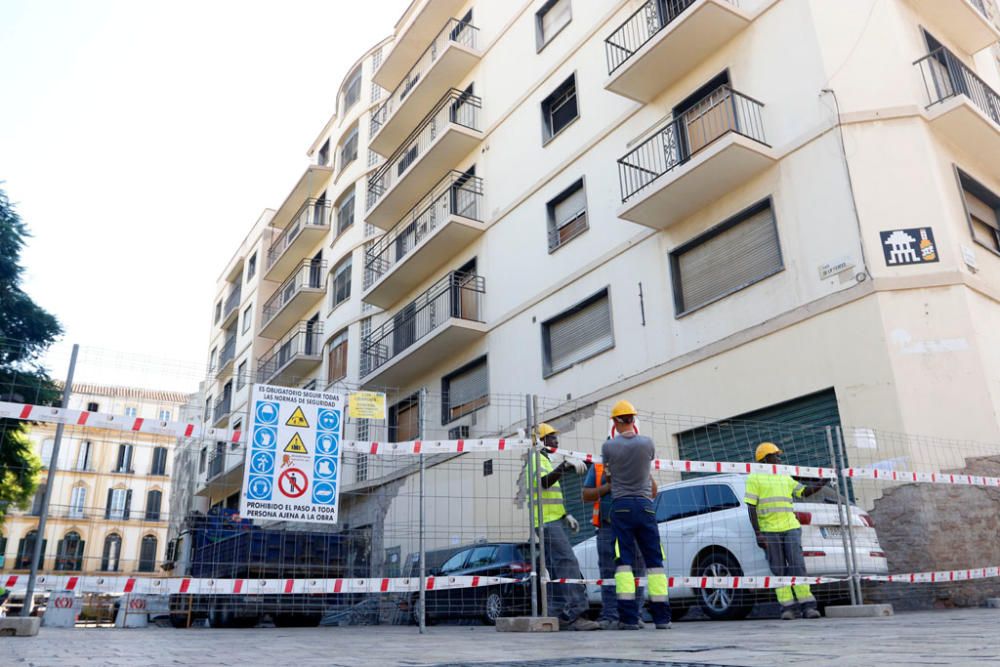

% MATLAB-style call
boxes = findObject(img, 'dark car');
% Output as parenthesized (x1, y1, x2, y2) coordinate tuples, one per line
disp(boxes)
(409, 542, 533, 625)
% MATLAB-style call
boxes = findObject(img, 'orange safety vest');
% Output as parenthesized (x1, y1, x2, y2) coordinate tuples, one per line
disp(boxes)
(591, 463, 604, 527)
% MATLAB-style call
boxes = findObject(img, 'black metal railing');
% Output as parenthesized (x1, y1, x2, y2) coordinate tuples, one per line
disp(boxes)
(217, 335, 237, 373)
(364, 171, 484, 289)
(266, 199, 332, 271)
(605, 0, 738, 75)
(261, 259, 327, 327)
(370, 17, 480, 139)
(222, 285, 242, 322)
(207, 448, 226, 479)
(213, 393, 232, 424)
(617, 86, 766, 203)
(258, 322, 323, 384)
(361, 271, 485, 376)
(915, 47, 1000, 125)
(367, 88, 482, 211)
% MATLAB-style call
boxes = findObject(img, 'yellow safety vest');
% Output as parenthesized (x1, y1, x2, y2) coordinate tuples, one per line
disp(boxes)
(744, 473, 805, 533)
(529, 454, 566, 528)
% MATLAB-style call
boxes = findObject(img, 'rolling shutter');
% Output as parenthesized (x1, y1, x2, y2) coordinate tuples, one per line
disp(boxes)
(546, 292, 613, 374)
(448, 360, 488, 412)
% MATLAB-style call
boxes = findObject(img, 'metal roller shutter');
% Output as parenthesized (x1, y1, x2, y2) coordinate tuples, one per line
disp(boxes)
(546, 291, 613, 375)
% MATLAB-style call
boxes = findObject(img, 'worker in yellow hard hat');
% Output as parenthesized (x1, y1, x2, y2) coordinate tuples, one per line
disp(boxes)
(601, 400, 671, 630)
(745, 442, 830, 620)
(527, 423, 598, 631)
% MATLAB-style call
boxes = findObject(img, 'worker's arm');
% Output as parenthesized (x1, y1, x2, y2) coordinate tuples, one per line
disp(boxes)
(540, 461, 576, 489)
(582, 475, 611, 502)
(747, 504, 765, 548)
(792, 476, 831, 498)
(649, 476, 658, 499)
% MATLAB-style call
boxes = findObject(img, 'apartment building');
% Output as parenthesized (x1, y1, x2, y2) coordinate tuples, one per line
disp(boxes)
(0, 384, 188, 575)
(196, 0, 1000, 563)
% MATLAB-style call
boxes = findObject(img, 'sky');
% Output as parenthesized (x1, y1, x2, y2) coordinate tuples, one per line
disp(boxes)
(0, 0, 410, 393)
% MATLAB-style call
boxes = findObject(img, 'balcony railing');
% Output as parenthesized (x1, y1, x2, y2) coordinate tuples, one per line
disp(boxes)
(207, 448, 226, 479)
(213, 393, 232, 424)
(217, 335, 237, 372)
(605, 0, 738, 75)
(361, 271, 484, 377)
(222, 284, 242, 323)
(261, 259, 327, 327)
(266, 198, 332, 272)
(366, 88, 482, 211)
(258, 323, 323, 384)
(618, 86, 766, 202)
(370, 17, 480, 139)
(364, 171, 484, 289)
(915, 47, 1000, 124)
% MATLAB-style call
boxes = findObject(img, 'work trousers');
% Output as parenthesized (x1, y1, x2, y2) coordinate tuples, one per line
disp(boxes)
(596, 523, 645, 622)
(539, 517, 588, 624)
(761, 528, 816, 609)
(610, 496, 670, 626)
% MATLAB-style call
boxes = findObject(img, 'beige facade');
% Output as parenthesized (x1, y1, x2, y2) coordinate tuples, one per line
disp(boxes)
(0, 384, 188, 575)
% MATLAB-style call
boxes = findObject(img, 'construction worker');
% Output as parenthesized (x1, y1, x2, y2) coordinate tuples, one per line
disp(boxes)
(582, 457, 657, 629)
(528, 423, 599, 631)
(601, 400, 671, 630)
(745, 442, 830, 620)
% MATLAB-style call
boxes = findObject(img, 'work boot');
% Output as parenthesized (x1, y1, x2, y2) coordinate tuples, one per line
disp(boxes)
(655, 622, 672, 630)
(597, 619, 616, 630)
(803, 607, 821, 619)
(617, 622, 640, 630)
(563, 617, 600, 631)
(780, 608, 797, 620)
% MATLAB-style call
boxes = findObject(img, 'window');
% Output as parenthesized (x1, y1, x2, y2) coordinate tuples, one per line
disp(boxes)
(0, 534, 6, 569)
(237, 360, 248, 390)
(466, 545, 498, 568)
(115, 444, 134, 473)
(542, 289, 614, 376)
(145, 490, 162, 521)
(303, 379, 317, 391)
(705, 484, 741, 512)
(242, 304, 253, 333)
(342, 66, 362, 114)
(40, 438, 55, 467)
(439, 549, 470, 574)
(16, 530, 46, 569)
(546, 178, 588, 251)
(158, 409, 171, 422)
(199, 448, 207, 474)
(541, 74, 578, 143)
(151, 447, 168, 476)
(656, 486, 705, 522)
(317, 139, 331, 167)
(330, 255, 352, 309)
(246, 252, 257, 281)
(105, 488, 132, 520)
(209, 348, 218, 372)
(442, 357, 489, 423)
(336, 189, 355, 237)
(86, 401, 100, 412)
(138, 535, 158, 573)
(536, 0, 572, 51)
(69, 485, 87, 518)
(214, 300, 222, 324)
(327, 329, 349, 384)
(76, 441, 92, 471)
(339, 126, 359, 171)
(389, 394, 421, 442)
(670, 199, 783, 315)
(124, 406, 137, 418)
(101, 534, 122, 572)
(30, 483, 47, 515)
(55, 531, 84, 571)
(958, 169, 1000, 253)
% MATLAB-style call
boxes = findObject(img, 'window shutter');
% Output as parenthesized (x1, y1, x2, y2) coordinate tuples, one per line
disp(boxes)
(105, 488, 113, 519)
(965, 190, 998, 229)
(547, 293, 613, 374)
(449, 361, 489, 409)
(124, 490, 132, 520)
(677, 205, 781, 312)
(553, 185, 586, 227)
(541, 0, 571, 36)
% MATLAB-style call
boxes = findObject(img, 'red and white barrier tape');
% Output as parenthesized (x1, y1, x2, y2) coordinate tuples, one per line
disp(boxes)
(544, 575, 842, 589)
(865, 566, 1000, 583)
(342, 438, 530, 455)
(840, 467, 1000, 488)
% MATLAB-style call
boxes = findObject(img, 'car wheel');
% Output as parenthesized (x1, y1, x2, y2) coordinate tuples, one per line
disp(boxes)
(482, 592, 504, 624)
(696, 551, 752, 621)
(169, 613, 190, 629)
(208, 606, 235, 628)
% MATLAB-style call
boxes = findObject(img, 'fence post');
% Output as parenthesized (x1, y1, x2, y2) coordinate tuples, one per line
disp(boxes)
(417, 387, 427, 634)
(524, 395, 538, 618)
(532, 394, 547, 619)
(22, 343, 79, 617)
(835, 426, 864, 605)
(826, 425, 857, 606)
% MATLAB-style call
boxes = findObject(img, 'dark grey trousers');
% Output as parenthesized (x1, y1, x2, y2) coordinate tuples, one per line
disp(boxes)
(540, 518, 588, 623)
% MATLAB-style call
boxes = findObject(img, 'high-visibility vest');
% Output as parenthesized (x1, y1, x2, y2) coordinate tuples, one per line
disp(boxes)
(591, 463, 605, 527)
(530, 455, 566, 528)
(744, 473, 806, 533)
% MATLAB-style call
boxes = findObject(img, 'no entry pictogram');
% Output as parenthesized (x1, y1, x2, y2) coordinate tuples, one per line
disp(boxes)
(53, 596, 74, 609)
(278, 468, 308, 498)
(129, 597, 147, 610)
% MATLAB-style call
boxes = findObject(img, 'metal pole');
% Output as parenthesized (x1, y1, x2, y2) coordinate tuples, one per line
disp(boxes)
(524, 395, 538, 618)
(532, 395, 547, 619)
(22, 343, 79, 617)
(835, 426, 864, 605)
(417, 387, 427, 633)
(826, 426, 857, 606)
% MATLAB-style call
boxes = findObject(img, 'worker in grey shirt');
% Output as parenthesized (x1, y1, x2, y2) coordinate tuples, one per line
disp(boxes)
(601, 399, 671, 630)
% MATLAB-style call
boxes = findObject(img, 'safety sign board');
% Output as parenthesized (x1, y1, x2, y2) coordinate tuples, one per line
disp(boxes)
(240, 383, 344, 524)
(348, 391, 386, 420)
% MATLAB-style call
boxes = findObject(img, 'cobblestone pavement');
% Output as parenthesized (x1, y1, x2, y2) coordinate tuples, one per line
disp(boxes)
(5, 608, 999, 667)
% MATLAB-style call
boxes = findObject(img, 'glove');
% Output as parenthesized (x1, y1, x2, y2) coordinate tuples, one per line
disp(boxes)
(560, 456, 586, 476)
(565, 514, 580, 534)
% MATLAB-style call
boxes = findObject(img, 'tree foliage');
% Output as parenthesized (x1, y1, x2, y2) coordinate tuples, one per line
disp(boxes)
(0, 185, 62, 523)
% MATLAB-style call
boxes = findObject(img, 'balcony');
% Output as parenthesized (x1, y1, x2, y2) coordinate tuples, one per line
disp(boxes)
(258, 323, 323, 386)
(361, 271, 486, 388)
(264, 198, 332, 281)
(369, 18, 481, 156)
(212, 393, 232, 427)
(915, 47, 1000, 168)
(259, 260, 327, 339)
(270, 164, 334, 232)
(216, 335, 237, 379)
(617, 86, 775, 229)
(604, 0, 751, 103)
(220, 285, 241, 329)
(365, 88, 483, 229)
(373, 0, 470, 89)
(907, 0, 1000, 55)
(363, 171, 485, 309)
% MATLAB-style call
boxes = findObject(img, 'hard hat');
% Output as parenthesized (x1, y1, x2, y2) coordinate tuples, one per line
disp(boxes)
(755, 442, 782, 462)
(537, 423, 558, 439)
(610, 400, 637, 419)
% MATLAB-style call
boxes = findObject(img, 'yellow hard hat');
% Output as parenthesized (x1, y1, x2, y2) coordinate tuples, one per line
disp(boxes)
(537, 423, 558, 439)
(610, 400, 637, 419)
(755, 442, 782, 462)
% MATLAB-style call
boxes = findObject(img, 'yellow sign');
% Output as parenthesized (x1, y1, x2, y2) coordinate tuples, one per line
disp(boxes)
(348, 391, 387, 420)
(284, 432, 308, 454)
(286, 406, 310, 428)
